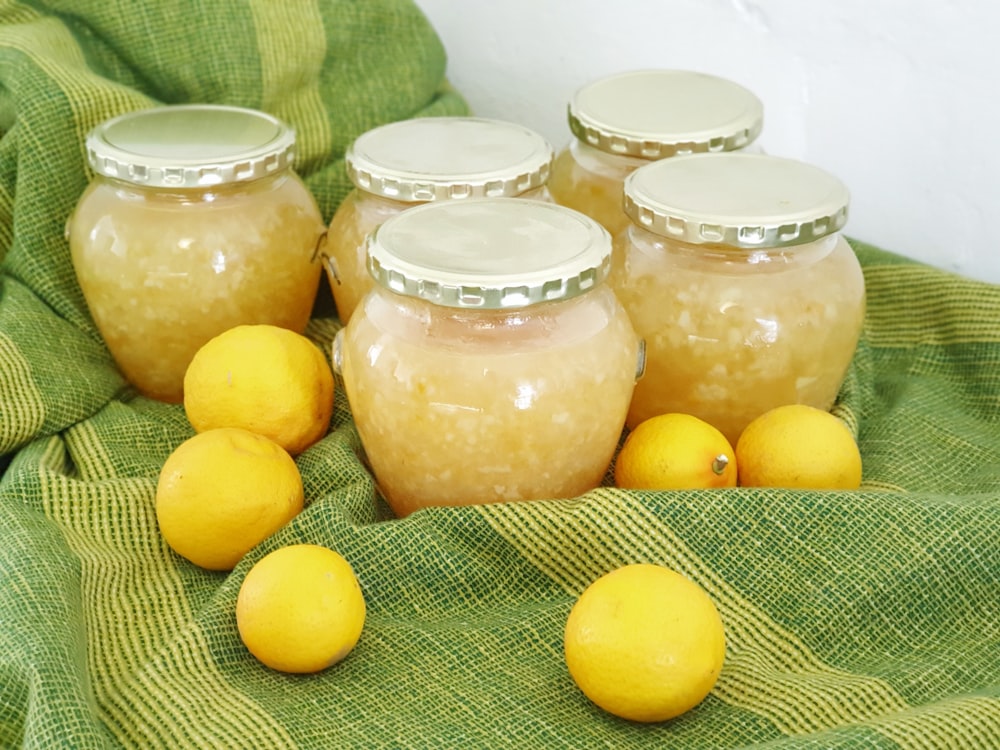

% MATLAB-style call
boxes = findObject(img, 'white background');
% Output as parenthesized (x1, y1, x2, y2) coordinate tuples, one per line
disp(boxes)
(413, 0, 1000, 285)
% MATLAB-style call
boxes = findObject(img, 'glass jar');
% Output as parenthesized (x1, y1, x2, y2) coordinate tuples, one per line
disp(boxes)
(324, 117, 555, 325)
(335, 199, 642, 517)
(610, 153, 866, 445)
(68, 105, 325, 403)
(548, 69, 764, 238)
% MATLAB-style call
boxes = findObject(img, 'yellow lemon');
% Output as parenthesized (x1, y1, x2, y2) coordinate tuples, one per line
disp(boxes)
(564, 563, 726, 722)
(236, 544, 366, 674)
(183, 324, 335, 455)
(614, 413, 737, 490)
(736, 404, 862, 489)
(155, 427, 304, 571)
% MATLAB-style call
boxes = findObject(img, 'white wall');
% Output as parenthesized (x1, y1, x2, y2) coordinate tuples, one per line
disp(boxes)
(413, 0, 1000, 285)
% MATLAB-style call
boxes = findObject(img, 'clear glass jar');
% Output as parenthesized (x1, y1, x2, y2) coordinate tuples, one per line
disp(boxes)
(324, 117, 555, 325)
(68, 105, 325, 403)
(335, 199, 641, 517)
(548, 69, 764, 238)
(610, 153, 866, 445)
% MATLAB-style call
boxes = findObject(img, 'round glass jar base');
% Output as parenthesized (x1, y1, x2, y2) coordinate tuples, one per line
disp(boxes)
(611, 232, 866, 445)
(69, 175, 325, 403)
(340, 286, 640, 516)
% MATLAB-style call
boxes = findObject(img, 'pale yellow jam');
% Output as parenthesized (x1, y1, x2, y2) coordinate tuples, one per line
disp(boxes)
(69, 173, 324, 402)
(548, 141, 647, 240)
(339, 284, 639, 517)
(325, 185, 552, 325)
(610, 229, 865, 445)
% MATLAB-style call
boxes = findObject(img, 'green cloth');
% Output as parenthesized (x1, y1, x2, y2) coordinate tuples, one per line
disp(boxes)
(1, 2, 999, 748)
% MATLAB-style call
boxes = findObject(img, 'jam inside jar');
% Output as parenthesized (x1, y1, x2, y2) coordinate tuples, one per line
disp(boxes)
(68, 105, 325, 403)
(548, 69, 764, 239)
(336, 198, 641, 517)
(610, 153, 866, 445)
(324, 117, 555, 325)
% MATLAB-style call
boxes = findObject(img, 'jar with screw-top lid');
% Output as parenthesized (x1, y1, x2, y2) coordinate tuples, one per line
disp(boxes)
(548, 69, 764, 238)
(324, 117, 556, 325)
(334, 198, 642, 517)
(609, 153, 865, 445)
(67, 104, 326, 403)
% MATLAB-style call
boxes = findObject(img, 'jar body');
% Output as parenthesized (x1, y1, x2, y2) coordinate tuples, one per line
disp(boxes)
(339, 283, 640, 517)
(548, 140, 648, 239)
(609, 228, 865, 444)
(69, 171, 325, 403)
(324, 185, 554, 325)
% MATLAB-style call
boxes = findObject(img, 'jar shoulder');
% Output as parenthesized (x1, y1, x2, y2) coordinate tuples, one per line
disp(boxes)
(73, 171, 318, 216)
(347, 285, 633, 351)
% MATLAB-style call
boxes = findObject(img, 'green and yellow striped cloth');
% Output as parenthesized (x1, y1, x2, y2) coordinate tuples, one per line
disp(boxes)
(1, 2, 998, 747)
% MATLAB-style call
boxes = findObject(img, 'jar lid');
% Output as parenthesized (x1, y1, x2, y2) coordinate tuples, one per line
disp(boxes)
(568, 69, 763, 159)
(623, 153, 850, 248)
(346, 117, 554, 202)
(366, 198, 611, 309)
(86, 104, 296, 188)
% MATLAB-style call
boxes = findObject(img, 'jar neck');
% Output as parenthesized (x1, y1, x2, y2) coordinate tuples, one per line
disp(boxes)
(363, 281, 622, 346)
(571, 138, 765, 179)
(97, 169, 291, 202)
(355, 191, 418, 210)
(569, 139, 650, 179)
(372, 286, 531, 326)
(624, 224, 844, 272)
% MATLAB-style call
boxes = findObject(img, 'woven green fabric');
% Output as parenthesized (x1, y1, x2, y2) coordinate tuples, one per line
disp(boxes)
(2, 3, 999, 748)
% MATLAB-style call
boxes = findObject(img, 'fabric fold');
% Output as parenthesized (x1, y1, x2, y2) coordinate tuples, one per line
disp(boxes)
(1, 2, 998, 748)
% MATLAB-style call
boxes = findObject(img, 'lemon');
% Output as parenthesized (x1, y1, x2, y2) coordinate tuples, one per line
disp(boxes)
(236, 544, 366, 674)
(614, 413, 737, 490)
(736, 404, 862, 489)
(183, 324, 335, 455)
(155, 427, 304, 571)
(564, 563, 726, 722)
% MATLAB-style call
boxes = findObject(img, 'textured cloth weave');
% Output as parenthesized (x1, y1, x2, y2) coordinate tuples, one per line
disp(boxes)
(1, 2, 999, 748)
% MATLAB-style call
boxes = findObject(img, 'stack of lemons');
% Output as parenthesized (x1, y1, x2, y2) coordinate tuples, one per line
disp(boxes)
(614, 404, 863, 492)
(567, 403, 862, 723)
(154, 324, 364, 674)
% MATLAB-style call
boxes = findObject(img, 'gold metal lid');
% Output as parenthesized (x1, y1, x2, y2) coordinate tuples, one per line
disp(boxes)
(366, 198, 611, 308)
(568, 69, 763, 159)
(86, 105, 296, 188)
(347, 117, 554, 202)
(623, 153, 849, 248)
